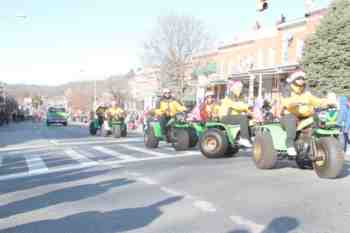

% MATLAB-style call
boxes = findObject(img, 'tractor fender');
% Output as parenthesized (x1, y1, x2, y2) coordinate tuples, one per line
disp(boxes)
(192, 123, 205, 137)
(205, 122, 240, 145)
(256, 123, 287, 151)
(148, 121, 163, 139)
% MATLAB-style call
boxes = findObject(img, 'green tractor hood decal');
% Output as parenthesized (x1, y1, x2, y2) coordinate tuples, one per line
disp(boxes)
(315, 128, 340, 136)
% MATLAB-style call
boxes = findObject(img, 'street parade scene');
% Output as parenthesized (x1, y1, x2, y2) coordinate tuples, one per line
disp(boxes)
(0, 1, 350, 233)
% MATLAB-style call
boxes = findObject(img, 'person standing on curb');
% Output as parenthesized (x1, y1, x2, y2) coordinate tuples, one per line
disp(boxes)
(337, 96, 350, 153)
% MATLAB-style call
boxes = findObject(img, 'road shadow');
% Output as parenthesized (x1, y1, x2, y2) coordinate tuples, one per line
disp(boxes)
(0, 178, 135, 219)
(0, 168, 111, 195)
(0, 196, 183, 233)
(228, 216, 299, 233)
(274, 160, 299, 169)
(273, 159, 350, 179)
(337, 160, 350, 178)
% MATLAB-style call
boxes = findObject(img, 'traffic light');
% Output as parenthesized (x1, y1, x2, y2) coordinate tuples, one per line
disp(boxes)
(257, 0, 268, 12)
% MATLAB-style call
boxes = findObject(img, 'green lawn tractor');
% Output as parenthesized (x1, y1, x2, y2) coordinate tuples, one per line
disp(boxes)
(89, 106, 107, 136)
(144, 112, 205, 151)
(253, 105, 344, 179)
(89, 118, 101, 135)
(101, 116, 127, 138)
(199, 118, 243, 159)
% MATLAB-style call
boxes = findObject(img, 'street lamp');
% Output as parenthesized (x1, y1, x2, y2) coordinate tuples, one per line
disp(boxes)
(0, 83, 5, 105)
(93, 79, 97, 111)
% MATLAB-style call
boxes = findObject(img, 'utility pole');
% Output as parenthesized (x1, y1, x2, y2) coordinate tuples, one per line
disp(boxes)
(0, 83, 5, 106)
(93, 79, 97, 111)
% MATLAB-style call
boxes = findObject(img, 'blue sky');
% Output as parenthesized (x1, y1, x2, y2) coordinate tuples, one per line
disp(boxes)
(0, 0, 329, 85)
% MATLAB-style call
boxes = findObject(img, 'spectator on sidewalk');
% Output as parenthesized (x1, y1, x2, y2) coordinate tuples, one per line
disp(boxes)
(337, 96, 350, 152)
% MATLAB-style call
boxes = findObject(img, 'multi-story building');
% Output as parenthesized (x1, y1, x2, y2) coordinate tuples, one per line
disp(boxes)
(129, 66, 161, 110)
(191, 7, 327, 103)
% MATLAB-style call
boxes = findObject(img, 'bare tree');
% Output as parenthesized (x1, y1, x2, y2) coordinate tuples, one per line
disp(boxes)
(143, 14, 213, 99)
(109, 70, 135, 108)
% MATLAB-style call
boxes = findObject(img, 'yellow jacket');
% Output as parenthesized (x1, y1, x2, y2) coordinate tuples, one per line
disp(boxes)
(282, 91, 328, 118)
(106, 107, 125, 119)
(155, 99, 186, 117)
(215, 97, 249, 118)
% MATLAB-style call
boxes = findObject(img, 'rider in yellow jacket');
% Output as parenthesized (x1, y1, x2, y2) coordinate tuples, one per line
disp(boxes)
(106, 101, 126, 121)
(155, 88, 186, 136)
(281, 71, 334, 156)
(214, 80, 252, 148)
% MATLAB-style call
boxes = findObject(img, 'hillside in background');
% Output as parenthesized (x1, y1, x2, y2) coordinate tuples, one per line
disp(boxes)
(4, 74, 132, 112)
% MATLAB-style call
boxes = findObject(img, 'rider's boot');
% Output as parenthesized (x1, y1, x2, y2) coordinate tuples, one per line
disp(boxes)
(238, 138, 252, 148)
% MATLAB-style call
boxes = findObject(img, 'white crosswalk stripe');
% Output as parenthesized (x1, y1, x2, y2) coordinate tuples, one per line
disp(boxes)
(0, 162, 96, 181)
(119, 144, 174, 157)
(92, 146, 137, 161)
(64, 149, 98, 166)
(24, 154, 49, 174)
(0, 143, 201, 181)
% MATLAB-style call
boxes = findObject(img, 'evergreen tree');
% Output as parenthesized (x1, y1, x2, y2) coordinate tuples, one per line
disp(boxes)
(302, 0, 350, 95)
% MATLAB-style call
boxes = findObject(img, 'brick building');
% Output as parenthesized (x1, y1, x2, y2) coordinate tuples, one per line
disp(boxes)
(129, 66, 161, 110)
(191, 8, 327, 103)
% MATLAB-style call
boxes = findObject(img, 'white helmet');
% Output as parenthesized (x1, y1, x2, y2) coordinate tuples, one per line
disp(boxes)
(162, 88, 171, 94)
(205, 91, 215, 98)
(287, 71, 305, 84)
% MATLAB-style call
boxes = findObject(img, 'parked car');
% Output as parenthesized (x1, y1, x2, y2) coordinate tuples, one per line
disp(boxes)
(46, 107, 68, 126)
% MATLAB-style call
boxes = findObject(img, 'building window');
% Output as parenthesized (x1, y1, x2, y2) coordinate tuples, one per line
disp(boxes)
(272, 77, 279, 90)
(229, 60, 235, 74)
(282, 32, 292, 64)
(296, 40, 305, 61)
(269, 48, 276, 66)
(257, 49, 263, 68)
(219, 62, 224, 75)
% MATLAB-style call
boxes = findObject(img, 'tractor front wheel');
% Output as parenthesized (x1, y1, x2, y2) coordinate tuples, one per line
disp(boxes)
(313, 137, 344, 179)
(253, 130, 277, 169)
(199, 129, 228, 159)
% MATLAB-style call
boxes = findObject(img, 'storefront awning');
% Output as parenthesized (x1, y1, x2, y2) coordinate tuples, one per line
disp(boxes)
(229, 63, 300, 79)
(209, 80, 227, 85)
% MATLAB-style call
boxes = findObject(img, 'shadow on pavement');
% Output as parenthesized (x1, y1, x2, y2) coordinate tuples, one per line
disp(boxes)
(0, 178, 135, 219)
(338, 161, 350, 178)
(0, 196, 183, 233)
(0, 168, 111, 195)
(228, 216, 299, 233)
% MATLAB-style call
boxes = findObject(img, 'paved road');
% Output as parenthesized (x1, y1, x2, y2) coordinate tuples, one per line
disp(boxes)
(0, 122, 349, 233)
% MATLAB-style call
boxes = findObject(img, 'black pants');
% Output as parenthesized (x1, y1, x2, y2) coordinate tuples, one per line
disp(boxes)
(159, 116, 171, 135)
(344, 132, 349, 152)
(97, 116, 104, 127)
(221, 115, 251, 140)
(281, 114, 298, 148)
